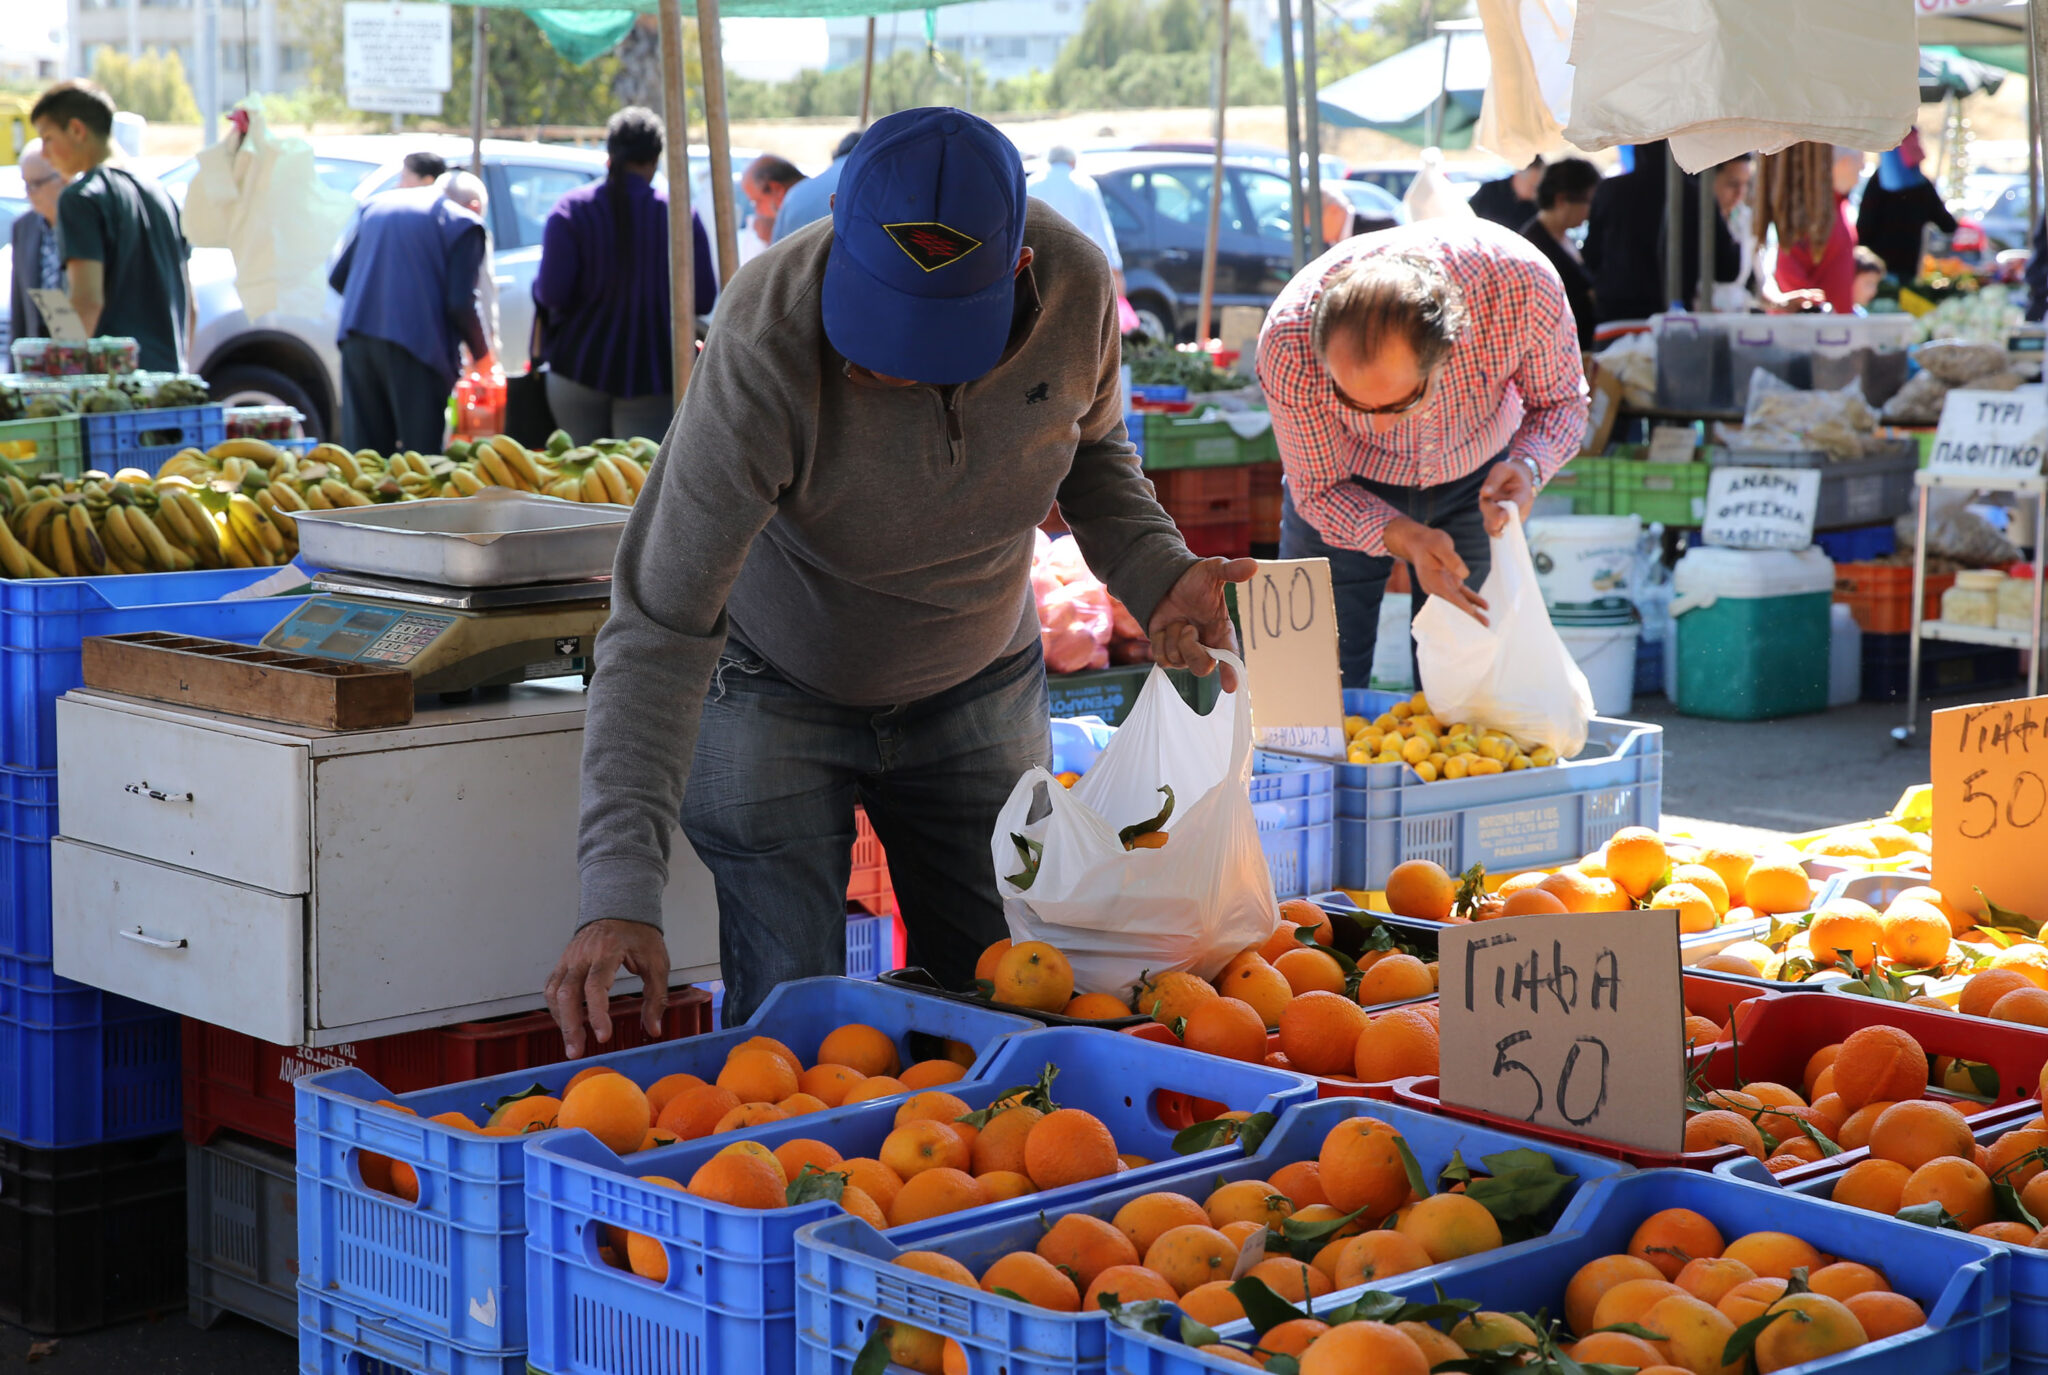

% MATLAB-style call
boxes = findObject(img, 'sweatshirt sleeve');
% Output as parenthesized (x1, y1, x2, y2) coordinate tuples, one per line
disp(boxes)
(575, 277, 796, 931)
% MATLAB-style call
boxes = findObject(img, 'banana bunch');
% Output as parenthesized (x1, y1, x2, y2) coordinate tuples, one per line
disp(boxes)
(447, 431, 652, 504)
(0, 466, 289, 578)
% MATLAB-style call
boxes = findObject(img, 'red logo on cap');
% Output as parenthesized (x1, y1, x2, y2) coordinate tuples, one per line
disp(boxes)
(884, 221, 984, 272)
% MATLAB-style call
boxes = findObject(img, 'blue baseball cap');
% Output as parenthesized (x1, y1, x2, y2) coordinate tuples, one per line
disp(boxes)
(823, 106, 1028, 386)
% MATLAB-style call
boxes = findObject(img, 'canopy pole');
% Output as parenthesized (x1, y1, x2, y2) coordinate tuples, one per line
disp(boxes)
(1276, 0, 1305, 270)
(1198, 0, 1231, 346)
(698, 0, 740, 286)
(1431, 28, 1450, 150)
(1697, 165, 1716, 312)
(859, 17, 876, 127)
(660, 0, 695, 398)
(2031, 0, 2046, 240)
(1662, 143, 1683, 311)
(1302, 0, 1322, 254)
(468, 6, 486, 174)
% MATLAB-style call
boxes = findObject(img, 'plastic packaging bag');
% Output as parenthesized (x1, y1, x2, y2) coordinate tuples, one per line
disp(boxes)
(1414, 507, 1595, 756)
(991, 651, 1277, 994)
(183, 99, 355, 321)
(1403, 149, 1478, 222)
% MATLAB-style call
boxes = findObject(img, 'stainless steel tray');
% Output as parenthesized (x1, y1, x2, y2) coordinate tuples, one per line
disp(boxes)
(290, 490, 630, 587)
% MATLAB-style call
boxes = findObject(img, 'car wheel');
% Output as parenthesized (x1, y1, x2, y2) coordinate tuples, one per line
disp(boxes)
(1129, 294, 1173, 345)
(205, 363, 328, 438)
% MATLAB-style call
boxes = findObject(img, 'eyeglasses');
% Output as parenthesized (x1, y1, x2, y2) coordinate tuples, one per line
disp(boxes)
(24, 173, 60, 193)
(1330, 369, 1433, 418)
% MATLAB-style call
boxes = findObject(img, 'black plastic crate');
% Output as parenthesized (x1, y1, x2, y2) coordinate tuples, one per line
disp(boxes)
(1861, 631, 2022, 703)
(187, 1131, 295, 1335)
(0, 1132, 187, 1333)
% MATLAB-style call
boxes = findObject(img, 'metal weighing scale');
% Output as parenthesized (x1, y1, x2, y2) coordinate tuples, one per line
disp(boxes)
(265, 489, 630, 696)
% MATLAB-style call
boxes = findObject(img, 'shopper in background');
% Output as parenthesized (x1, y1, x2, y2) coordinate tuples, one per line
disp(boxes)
(738, 154, 804, 266)
(534, 106, 714, 446)
(772, 130, 861, 244)
(329, 176, 490, 453)
(2028, 215, 2047, 323)
(29, 80, 190, 371)
(1774, 146, 1866, 315)
(1026, 145, 1123, 294)
(7, 140, 70, 347)
(1851, 245, 1886, 313)
(547, 107, 1248, 1044)
(1709, 156, 1760, 311)
(1519, 157, 1602, 349)
(440, 170, 500, 359)
(1857, 130, 1954, 286)
(1469, 156, 1543, 230)
(400, 151, 449, 189)
(1584, 141, 1740, 320)
(1259, 219, 1588, 687)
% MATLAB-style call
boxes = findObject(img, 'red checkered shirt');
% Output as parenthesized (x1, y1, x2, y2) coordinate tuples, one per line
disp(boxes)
(1257, 218, 1590, 556)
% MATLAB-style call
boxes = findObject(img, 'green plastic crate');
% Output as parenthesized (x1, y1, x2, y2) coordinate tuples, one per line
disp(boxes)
(1139, 414, 1279, 471)
(0, 417, 85, 480)
(1544, 456, 1615, 514)
(1045, 663, 1220, 727)
(1612, 457, 1711, 526)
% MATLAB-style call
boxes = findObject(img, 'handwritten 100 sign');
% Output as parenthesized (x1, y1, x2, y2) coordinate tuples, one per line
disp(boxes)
(1437, 908, 1687, 1154)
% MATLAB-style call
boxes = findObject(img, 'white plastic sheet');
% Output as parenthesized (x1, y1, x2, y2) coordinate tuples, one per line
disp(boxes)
(183, 101, 356, 321)
(1476, 0, 1576, 167)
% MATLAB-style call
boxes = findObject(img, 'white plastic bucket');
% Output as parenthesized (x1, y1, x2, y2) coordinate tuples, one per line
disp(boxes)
(1555, 621, 1639, 717)
(1527, 515, 1642, 615)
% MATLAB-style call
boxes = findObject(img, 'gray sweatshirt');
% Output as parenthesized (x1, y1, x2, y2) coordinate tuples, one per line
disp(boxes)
(577, 198, 1199, 930)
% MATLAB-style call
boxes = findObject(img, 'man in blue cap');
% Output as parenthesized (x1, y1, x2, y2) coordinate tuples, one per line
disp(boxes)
(548, 107, 1251, 1045)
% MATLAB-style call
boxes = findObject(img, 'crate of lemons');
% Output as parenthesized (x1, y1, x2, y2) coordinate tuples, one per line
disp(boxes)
(1344, 693, 1560, 782)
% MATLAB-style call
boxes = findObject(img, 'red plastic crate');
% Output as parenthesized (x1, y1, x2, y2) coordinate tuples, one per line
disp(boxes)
(1834, 562, 1954, 635)
(180, 986, 712, 1148)
(847, 805, 896, 916)
(1249, 462, 1282, 545)
(1182, 521, 1252, 558)
(1152, 464, 1252, 527)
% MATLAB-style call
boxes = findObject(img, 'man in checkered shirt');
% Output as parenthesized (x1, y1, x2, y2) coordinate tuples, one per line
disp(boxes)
(1259, 218, 1589, 686)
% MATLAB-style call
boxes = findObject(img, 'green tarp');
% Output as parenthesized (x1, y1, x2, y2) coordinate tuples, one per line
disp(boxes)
(529, 9, 638, 63)
(467, 0, 979, 65)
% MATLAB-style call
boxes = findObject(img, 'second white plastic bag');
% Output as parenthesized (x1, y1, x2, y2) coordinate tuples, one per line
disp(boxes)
(1414, 506, 1595, 757)
(990, 650, 1277, 998)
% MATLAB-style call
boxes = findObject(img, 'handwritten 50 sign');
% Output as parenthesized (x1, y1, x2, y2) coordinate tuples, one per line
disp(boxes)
(1932, 694, 2048, 922)
(1438, 908, 1686, 1153)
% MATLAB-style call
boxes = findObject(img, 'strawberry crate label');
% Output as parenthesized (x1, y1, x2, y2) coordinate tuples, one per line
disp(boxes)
(1931, 693, 2048, 925)
(1438, 907, 1685, 1153)
(1229, 558, 1346, 759)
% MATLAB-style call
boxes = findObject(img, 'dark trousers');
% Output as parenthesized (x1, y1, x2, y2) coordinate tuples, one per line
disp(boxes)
(340, 335, 450, 455)
(1278, 458, 1503, 688)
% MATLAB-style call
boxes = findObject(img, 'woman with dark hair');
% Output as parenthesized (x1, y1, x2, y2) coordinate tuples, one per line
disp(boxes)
(1520, 157, 1602, 348)
(534, 105, 716, 445)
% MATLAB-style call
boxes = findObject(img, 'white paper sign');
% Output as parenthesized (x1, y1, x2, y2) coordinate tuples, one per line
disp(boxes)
(347, 86, 445, 116)
(27, 288, 86, 342)
(1647, 426, 1697, 464)
(1233, 559, 1347, 759)
(344, 2, 451, 100)
(1928, 388, 2048, 479)
(1703, 466, 1822, 550)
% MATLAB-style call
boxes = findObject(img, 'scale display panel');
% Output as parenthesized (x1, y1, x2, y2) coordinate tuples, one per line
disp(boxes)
(271, 599, 461, 668)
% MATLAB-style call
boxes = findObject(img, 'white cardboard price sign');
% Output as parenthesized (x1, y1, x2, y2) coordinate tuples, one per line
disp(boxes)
(1438, 908, 1686, 1154)
(1233, 558, 1346, 759)
(1928, 388, 2048, 479)
(1702, 466, 1822, 550)
(26, 289, 85, 342)
(344, 2, 451, 98)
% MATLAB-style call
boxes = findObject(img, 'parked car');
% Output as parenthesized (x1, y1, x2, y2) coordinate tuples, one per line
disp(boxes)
(1347, 159, 1510, 205)
(1329, 179, 1406, 236)
(1118, 140, 1349, 186)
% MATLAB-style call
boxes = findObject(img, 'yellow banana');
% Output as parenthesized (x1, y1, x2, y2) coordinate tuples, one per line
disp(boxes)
(494, 437, 546, 490)
(592, 456, 631, 505)
(208, 438, 286, 468)
(67, 505, 107, 574)
(547, 476, 581, 501)
(18, 499, 63, 551)
(448, 467, 484, 496)
(327, 448, 363, 484)
(4, 475, 31, 508)
(229, 494, 285, 553)
(126, 508, 182, 571)
(475, 448, 519, 490)
(302, 484, 332, 510)
(0, 516, 53, 577)
(267, 481, 307, 513)
(320, 478, 371, 508)
(214, 514, 258, 568)
(47, 515, 77, 577)
(578, 469, 608, 504)
(255, 490, 299, 543)
(170, 492, 224, 564)
(99, 505, 149, 566)
(112, 468, 154, 486)
(611, 455, 647, 496)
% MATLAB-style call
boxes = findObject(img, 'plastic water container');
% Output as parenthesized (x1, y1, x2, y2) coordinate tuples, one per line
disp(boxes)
(1671, 546, 1835, 720)
(1829, 601, 1862, 707)
(1526, 514, 1641, 615)
(1555, 620, 1639, 716)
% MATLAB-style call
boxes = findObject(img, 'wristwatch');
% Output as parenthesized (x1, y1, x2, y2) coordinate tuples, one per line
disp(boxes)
(1514, 455, 1543, 484)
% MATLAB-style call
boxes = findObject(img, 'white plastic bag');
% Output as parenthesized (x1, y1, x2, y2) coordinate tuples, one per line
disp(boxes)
(184, 99, 356, 320)
(991, 651, 1277, 996)
(1402, 149, 1477, 223)
(1414, 507, 1595, 757)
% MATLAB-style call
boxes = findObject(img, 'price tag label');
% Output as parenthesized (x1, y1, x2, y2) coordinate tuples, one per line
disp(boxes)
(1931, 694, 2048, 923)
(1702, 466, 1821, 550)
(28, 289, 86, 342)
(1232, 558, 1346, 759)
(1438, 908, 1686, 1153)
(1647, 426, 1697, 464)
(1928, 389, 2048, 479)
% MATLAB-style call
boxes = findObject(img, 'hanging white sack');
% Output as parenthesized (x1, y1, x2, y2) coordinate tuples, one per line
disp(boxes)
(991, 651, 1277, 998)
(1475, 0, 1576, 168)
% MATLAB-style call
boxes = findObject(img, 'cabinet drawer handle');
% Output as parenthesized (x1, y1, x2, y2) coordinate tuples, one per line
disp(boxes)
(119, 926, 188, 950)
(125, 782, 194, 804)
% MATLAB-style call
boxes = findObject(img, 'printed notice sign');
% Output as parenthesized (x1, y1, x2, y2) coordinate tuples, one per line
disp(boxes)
(1438, 908, 1686, 1153)
(1703, 466, 1822, 550)
(1928, 388, 2048, 479)
(1232, 559, 1347, 759)
(1931, 694, 2048, 924)
(345, 2, 451, 114)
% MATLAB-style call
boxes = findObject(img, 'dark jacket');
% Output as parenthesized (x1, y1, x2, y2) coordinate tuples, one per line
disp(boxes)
(7, 211, 53, 346)
(2028, 216, 2046, 324)
(1469, 176, 1536, 231)
(329, 186, 489, 389)
(1584, 142, 1739, 320)
(1857, 180, 1956, 284)
(1522, 217, 1597, 349)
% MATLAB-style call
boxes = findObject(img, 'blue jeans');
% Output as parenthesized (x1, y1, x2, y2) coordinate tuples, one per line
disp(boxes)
(1278, 458, 1503, 688)
(683, 639, 1053, 1027)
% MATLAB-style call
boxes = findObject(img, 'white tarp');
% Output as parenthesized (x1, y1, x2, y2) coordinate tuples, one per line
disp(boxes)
(181, 103, 356, 321)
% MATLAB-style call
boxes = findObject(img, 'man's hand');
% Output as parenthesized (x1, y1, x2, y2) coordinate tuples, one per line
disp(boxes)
(1149, 556, 1258, 690)
(1477, 461, 1536, 537)
(544, 918, 671, 1058)
(1385, 516, 1488, 626)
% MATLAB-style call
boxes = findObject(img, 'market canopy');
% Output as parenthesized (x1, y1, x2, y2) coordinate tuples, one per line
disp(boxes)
(1919, 44, 2008, 98)
(450, 0, 986, 65)
(1316, 29, 1488, 148)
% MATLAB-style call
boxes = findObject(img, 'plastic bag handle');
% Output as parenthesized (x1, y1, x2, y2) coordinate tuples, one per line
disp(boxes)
(1208, 646, 1255, 785)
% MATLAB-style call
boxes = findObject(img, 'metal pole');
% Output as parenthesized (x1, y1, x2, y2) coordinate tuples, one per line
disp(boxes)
(1276, 0, 1305, 270)
(858, 17, 876, 127)
(1431, 29, 1450, 150)
(1198, 0, 1231, 346)
(659, 0, 695, 399)
(2033, 0, 2048, 242)
(1662, 143, 1684, 312)
(697, 0, 740, 288)
(469, 6, 486, 173)
(1302, 0, 1321, 254)
(196, 0, 219, 146)
(1697, 166, 1716, 311)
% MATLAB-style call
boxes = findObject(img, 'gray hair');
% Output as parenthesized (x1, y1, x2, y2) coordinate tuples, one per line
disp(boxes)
(1311, 252, 1468, 372)
(439, 169, 487, 217)
(1048, 144, 1079, 167)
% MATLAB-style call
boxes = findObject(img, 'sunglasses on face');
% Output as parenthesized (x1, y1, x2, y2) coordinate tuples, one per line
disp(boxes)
(1330, 368, 1433, 417)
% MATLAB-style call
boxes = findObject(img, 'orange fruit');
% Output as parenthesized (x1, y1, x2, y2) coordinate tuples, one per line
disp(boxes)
(1178, 1280, 1247, 1327)
(976, 940, 1013, 983)
(1718, 1276, 1789, 1326)
(1684, 1110, 1766, 1159)
(840, 1185, 888, 1228)
(1868, 1100, 1974, 1170)
(686, 1151, 785, 1210)
(1881, 900, 1953, 967)
(1062, 993, 1133, 1021)
(1900, 1155, 1995, 1229)
(1961, 968, 2035, 1018)
(1330, 1230, 1434, 1288)
(1571, 1333, 1666, 1367)
(1675, 1255, 1756, 1306)
(1384, 860, 1456, 922)
(1682, 1014, 1726, 1048)
(1658, 882, 1720, 934)
(718, 1140, 787, 1183)
(712, 1103, 789, 1135)
(897, 1249, 978, 1287)
(1844, 1290, 1925, 1340)
(774, 1138, 844, 1183)
(1497, 886, 1567, 917)
(888, 1168, 988, 1227)
(1024, 1109, 1119, 1191)
(1114, 1191, 1212, 1255)
(1277, 898, 1336, 942)
(1183, 997, 1268, 1062)
(1297, 1322, 1427, 1374)
(1037, 1212, 1140, 1288)
(1974, 1220, 2039, 1243)
(1081, 1264, 1176, 1309)
(1986, 1128, 2048, 1190)
(1743, 857, 1813, 916)
(1356, 953, 1435, 1005)
(1353, 1006, 1440, 1082)
(2022, 1171, 2048, 1222)
(1134, 970, 1219, 1027)
(1639, 1292, 1739, 1375)
(1275, 946, 1348, 997)
(992, 942, 1075, 1013)
(1495, 871, 1551, 898)
(557, 1072, 654, 1155)
(1992, 987, 2048, 1026)
(623, 1175, 686, 1279)
(778, 1093, 829, 1118)
(1590, 1277, 1685, 1330)
(795, 1063, 866, 1107)
(1215, 956, 1293, 1028)
(976, 1170, 1036, 1202)
(1807, 1261, 1888, 1303)
(1318, 1117, 1411, 1222)
(1832, 1024, 1928, 1109)
(1837, 1101, 1900, 1152)
(816, 1024, 901, 1079)
(1895, 885, 1972, 937)
(1693, 952, 1759, 978)
(1672, 864, 1732, 915)
(1721, 1231, 1825, 1281)
(1270, 1159, 1328, 1209)
(1205, 1178, 1294, 1229)
(842, 1157, 904, 1213)
(971, 1105, 1044, 1177)
(1566, 1254, 1664, 1333)
(881, 1120, 972, 1181)
(1277, 990, 1371, 1076)
(1629, 1208, 1726, 1278)
(895, 1090, 973, 1129)
(717, 1047, 800, 1106)
(1807, 899, 1884, 970)
(1242, 1257, 1332, 1304)
(900, 1059, 969, 1090)
(657, 1084, 742, 1140)
(1802, 1044, 1841, 1096)
(640, 1076, 700, 1121)
(1395, 1192, 1501, 1263)
(1753, 1293, 1868, 1372)
(1603, 827, 1668, 899)
(485, 1094, 561, 1136)
(980, 1251, 1080, 1311)
(841, 1075, 909, 1105)
(563, 1066, 621, 1091)
(1990, 941, 2048, 990)
(1696, 847, 1754, 907)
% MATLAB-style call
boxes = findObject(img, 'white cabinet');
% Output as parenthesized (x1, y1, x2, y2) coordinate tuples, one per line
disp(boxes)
(52, 684, 720, 1046)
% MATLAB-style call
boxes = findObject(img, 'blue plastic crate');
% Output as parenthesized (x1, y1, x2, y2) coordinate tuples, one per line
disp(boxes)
(844, 912, 897, 982)
(296, 978, 1038, 1352)
(1250, 750, 1335, 901)
(1634, 632, 1664, 696)
(81, 404, 225, 472)
(1, 765, 56, 961)
(791, 1095, 1629, 1375)
(1051, 716, 1115, 776)
(1109, 1168, 2010, 1375)
(298, 1288, 525, 1375)
(0, 567, 306, 770)
(1334, 688, 1662, 891)
(0, 951, 182, 1149)
(521, 1024, 1316, 1375)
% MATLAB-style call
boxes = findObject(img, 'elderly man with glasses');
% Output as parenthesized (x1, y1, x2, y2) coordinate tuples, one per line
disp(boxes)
(1257, 219, 1588, 687)
(9, 140, 73, 346)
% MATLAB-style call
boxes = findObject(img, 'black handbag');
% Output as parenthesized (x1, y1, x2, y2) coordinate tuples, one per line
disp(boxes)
(504, 309, 557, 448)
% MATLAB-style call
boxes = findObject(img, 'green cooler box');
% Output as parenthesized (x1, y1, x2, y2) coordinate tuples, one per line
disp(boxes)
(1670, 546, 1835, 720)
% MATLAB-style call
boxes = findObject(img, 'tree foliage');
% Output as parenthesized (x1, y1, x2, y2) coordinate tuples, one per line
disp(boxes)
(91, 48, 200, 124)
(1316, 0, 1472, 83)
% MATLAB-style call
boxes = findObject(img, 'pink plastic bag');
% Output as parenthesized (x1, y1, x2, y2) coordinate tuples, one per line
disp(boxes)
(1040, 577, 1113, 674)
